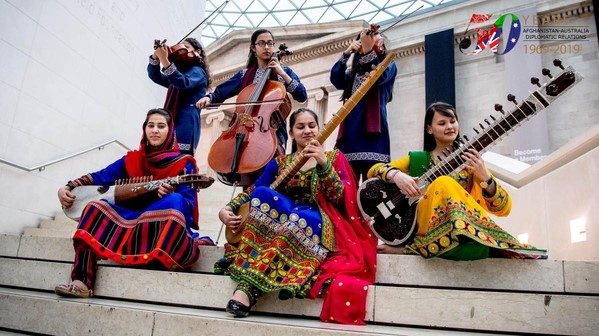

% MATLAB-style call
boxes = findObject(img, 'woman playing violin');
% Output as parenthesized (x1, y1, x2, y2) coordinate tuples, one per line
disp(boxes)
(54, 108, 214, 299)
(148, 37, 211, 155)
(196, 28, 307, 149)
(216, 108, 376, 325)
(331, 27, 397, 183)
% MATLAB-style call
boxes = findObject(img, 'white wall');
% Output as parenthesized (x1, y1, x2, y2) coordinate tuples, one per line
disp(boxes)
(0, 0, 205, 234)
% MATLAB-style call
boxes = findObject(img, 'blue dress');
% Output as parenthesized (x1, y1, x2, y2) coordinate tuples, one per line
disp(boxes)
(209, 66, 307, 104)
(86, 157, 199, 237)
(147, 59, 208, 155)
(330, 51, 397, 165)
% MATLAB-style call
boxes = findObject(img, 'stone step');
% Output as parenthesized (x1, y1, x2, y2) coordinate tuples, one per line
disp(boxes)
(22, 227, 75, 238)
(38, 217, 76, 230)
(3, 234, 598, 294)
(1, 257, 597, 335)
(0, 288, 502, 336)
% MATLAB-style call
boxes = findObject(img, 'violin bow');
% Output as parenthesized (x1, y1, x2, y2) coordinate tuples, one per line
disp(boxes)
(371, 3, 424, 36)
(177, 0, 229, 44)
(203, 98, 287, 110)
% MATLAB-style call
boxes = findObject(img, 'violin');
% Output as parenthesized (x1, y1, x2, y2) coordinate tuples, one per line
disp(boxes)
(153, 39, 200, 67)
(207, 44, 293, 186)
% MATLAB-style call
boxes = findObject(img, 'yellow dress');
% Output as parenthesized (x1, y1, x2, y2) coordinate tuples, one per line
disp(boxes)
(368, 155, 547, 260)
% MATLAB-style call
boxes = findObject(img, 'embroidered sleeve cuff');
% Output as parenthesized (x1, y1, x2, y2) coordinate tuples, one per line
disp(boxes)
(149, 56, 160, 65)
(286, 79, 299, 93)
(358, 50, 377, 64)
(66, 174, 94, 190)
(163, 63, 177, 76)
(370, 164, 397, 182)
(483, 180, 510, 212)
(316, 159, 333, 178)
(226, 192, 251, 212)
(339, 52, 351, 63)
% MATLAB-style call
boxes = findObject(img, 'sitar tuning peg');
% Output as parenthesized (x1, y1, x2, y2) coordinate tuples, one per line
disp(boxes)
(484, 118, 491, 125)
(507, 94, 518, 105)
(463, 135, 469, 142)
(542, 68, 553, 79)
(531, 77, 541, 87)
(490, 115, 496, 121)
(553, 59, 564, 70)
(494, 103, 505, 114)
(479, 122, 485, 129)
(473, 127, 480, 134)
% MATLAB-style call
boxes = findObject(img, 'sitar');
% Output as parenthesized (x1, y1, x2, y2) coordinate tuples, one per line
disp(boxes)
(225, 51, 397, 243)
(358, 59, 583, 245)
(64, 173, 214, 220)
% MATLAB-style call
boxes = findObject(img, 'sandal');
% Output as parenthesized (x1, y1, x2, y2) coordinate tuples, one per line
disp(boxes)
(54, 282, 93, 298)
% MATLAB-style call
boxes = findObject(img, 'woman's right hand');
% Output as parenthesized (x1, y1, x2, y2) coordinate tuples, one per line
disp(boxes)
(196, 96, 211, 109)
(390, 171, 420, 198)
(344, 40, 362, 55)
(218, 206, 243, 232)
(58, 186, 75, 209)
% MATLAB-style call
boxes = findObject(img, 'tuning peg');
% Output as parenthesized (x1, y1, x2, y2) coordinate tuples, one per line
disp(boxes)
(494, 104, 505, 114)
(507, 94, 518, 105)
(479, 122, 485, 129)
(437, 155, 443, 162)
(473, 127, 480, 134)
(553, 59, 564, 70)
(531, 77, 541, 87)
(490, 115, 496, 121)
(542, 68, 553, 79)
(484, 118, 491, 125)
(463, 135, 470, 142)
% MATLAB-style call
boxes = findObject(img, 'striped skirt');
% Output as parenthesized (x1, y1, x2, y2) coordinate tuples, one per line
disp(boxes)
(73, 200, 201, 271)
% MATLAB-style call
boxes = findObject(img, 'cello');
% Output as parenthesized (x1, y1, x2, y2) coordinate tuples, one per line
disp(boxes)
(207, 44, 293, 186)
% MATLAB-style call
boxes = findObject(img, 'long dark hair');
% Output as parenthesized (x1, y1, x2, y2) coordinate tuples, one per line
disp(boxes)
(247, 29, 274, 68)
(184, 37, 212, 86)
(289, 108, 319, 153)
(423, 102, 460, 151)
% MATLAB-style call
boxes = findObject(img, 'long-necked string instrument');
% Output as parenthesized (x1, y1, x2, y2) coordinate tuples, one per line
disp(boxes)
(224, 51, 397, 243)
(357, 59, 583, 246)
(64, 173, 214, 221)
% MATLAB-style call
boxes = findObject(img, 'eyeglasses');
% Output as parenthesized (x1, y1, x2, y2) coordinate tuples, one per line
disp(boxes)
(255, 41, 275, 48)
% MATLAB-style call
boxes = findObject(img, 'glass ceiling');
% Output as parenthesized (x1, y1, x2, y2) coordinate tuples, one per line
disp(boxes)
(201, 0, 458, 45)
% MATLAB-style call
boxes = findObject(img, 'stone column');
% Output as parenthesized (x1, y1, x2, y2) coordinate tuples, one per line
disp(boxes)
(201, 109, 233, 175)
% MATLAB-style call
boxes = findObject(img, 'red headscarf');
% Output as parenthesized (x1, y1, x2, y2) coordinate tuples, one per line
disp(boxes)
(123, 109, 200, 228)
(309, 151, 378, 325)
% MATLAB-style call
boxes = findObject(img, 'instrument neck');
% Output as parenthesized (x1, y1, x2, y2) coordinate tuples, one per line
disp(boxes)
(244, 67, 272, 115)
(270, 52, 396, 190)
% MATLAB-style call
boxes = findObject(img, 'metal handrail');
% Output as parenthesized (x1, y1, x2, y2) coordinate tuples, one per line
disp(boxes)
(0, 139, 130, 172)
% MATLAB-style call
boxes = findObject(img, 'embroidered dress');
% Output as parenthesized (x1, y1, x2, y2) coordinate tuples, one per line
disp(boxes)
(65, 115, 208, 289)
(369, 153, 547, 260)
(220, 150, 377, 325)
(330, 50, 397, 167)
(147, 58, 208, 155)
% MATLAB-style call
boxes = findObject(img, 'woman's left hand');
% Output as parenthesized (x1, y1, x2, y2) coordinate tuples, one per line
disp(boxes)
(157, 183, 174, 198)
(461, 149, 490, 182)
(303, 140, 327, 167)
(268, 57, 286, 77)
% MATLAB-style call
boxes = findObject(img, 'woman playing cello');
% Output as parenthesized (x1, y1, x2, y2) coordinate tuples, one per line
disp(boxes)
(196, 28, 307, 150)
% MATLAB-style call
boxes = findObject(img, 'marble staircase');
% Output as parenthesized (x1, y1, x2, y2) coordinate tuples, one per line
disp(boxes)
(1, 215, 598, 335)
